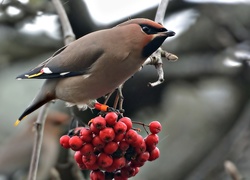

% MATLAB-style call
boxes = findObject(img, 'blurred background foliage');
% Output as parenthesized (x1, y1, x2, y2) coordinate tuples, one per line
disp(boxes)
(0, 0, 250, 179)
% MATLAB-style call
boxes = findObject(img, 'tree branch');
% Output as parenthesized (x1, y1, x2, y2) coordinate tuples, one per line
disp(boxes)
(28, 103, 50, 180)
(155, 0, 169, 24)
(224, 161, 242, 180)
(52, 0, 76, 44)
(27, 0, 77, 180)
(143, 0, 178, 87)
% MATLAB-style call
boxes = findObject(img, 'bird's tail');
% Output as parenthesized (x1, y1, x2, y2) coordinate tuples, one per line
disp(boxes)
(15, 80, 56, 126)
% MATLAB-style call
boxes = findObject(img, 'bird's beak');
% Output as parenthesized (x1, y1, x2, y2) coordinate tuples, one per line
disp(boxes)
(166, 30, 175, 37)
(157, 30, 175, 37)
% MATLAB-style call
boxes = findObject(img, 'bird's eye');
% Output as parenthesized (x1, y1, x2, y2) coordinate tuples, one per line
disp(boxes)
(159, 28, 167, 32)
(142, 26, 150, 33)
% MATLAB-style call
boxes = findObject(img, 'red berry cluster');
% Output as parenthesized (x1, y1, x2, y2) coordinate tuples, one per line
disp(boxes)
(59, 112, 162, 180)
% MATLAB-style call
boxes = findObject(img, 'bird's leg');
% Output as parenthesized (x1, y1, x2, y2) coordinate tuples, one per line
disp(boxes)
(113, 90, 119, 109)
(103, 90, 115, 105)
(110, 84, 124, 113)
(95, 84, 125, 116)
(117, 84, 125, 114)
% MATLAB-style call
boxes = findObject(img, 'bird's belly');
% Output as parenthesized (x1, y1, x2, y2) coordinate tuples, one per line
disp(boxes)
(55, 75, 119, 104)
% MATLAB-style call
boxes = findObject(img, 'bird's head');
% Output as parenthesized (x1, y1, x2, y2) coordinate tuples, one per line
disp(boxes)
(117, 18, 175, 57)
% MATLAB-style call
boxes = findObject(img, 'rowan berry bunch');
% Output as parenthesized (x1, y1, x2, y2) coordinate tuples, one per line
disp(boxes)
(59, 112, 162, 180)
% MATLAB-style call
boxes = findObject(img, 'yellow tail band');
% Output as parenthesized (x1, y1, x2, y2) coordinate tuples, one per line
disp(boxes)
(14, 116, 26, 126)
(14, 120, 20, 126)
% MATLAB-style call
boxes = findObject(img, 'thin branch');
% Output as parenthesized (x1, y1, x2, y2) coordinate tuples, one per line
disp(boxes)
(28, 103, 50, 180)
(142, 0, 178, 87)
(224, 161, 242, 180)
(50, 168, 61, 180)
(28, 0, 76, 179)
(155, 0, 169, 24)
(142, 48, 178, 87)
(52, 0, 76, 44)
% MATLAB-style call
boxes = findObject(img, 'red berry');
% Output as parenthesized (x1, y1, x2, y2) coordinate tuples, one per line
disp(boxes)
(97, 152, 113, 168)
(137, 151, 150, 162)
(92, 116, 106, 130)
(135, 141, 146, 154)
(80, 128, 93, 143)
(125, 129, 138, 144)
(149, 121, 162, 134)
(130, 160, 145, 167)
(133, 167, 140, 176)
(92, 135, 105, 149)
(74, 151, 83, 164)
(90, 170, 105, 180)
(114, 121, 127, 134)
(104, 165, 117, 173)
(111, 157, 126, 170)
(145, 134, 159, 150)
(104, 141, 118, 155)
(114, 133, 125, 142)
(105, 112, 118, 126)
(114, 172, 128, 180)
(119, 117, 132, 131)
(148, 147, 160, 161)
(78, 163, 87, 170)
(121, 166, 136, 178)
(131, 134, 143, 147)
(85, 162, 99, 170)
(99, 127, 115, 143)
(90, 122, 100, 135)
(69, 136, 83, 151)
(80, 143, 94, 156)
(82, 154, 97, 166)
(119, 140, 129, 152)
(59, 135, 70, 149)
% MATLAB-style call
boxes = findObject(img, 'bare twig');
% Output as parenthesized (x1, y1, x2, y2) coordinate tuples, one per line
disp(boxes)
(142, 48, 178, 87)
(155, 0, 169, 24)
(51, 0, 76, 44)
(224, 161, 242, 180)
(51, 0, 85, 179)
(50, 168, 61, 180)
(138, 0, 178, 87)
(144, 0, 178, 87)
(28, 103, 50, 180)
(28, 0, 77, 180)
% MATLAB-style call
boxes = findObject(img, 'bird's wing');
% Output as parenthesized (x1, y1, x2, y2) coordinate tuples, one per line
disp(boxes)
(16, 41, 104, 79)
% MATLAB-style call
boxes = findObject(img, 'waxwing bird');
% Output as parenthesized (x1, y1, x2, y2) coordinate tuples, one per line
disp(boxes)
(15, 18, 175, 125)
(0, 111, 70, 180)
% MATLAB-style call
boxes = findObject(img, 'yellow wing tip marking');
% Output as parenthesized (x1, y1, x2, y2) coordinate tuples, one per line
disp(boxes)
(14, 120, 21, 126)
(28, 72, 43, 78)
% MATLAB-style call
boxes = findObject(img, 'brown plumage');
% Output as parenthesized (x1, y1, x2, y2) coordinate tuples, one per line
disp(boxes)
(15, 18, 175, 125)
